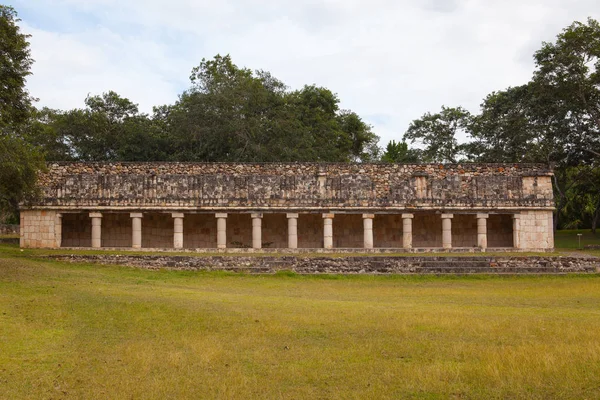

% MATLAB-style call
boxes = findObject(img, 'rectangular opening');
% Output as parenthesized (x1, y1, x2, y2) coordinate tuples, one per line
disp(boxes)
(262, 213, 287, 248)
(142, 213, 173, 248)
(488, 214, 513, 247)
(333, 214, 363, 248)
(227, 213, 252, 248)
(452, 214, 477, 248)
(102, 213, 132, 247)
(413, 213, 442, 247)
(183, 214, 216, 249)
(374, 214, 403, 248)
(298, 214, 322, 248)
(61, 213, 91, 247)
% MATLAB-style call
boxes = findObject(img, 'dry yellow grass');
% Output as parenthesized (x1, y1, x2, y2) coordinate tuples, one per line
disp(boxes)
(1, 251, 600, 399)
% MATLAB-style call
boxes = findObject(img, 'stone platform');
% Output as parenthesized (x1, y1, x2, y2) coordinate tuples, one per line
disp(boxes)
(46, 254, 600, 274)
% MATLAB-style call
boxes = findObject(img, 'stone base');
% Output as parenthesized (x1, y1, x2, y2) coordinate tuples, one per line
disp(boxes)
(47, 254, 599, 274)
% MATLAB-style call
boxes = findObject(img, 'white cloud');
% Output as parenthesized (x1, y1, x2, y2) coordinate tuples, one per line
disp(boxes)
(16, 0, 600, 145)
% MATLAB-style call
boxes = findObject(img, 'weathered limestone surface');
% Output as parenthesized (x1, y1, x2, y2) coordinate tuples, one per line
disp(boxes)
(46, 254, 600, 274)
(20, 162, 556, 250)
(20, 210, 60, 248)
(32, 162, 554, 210)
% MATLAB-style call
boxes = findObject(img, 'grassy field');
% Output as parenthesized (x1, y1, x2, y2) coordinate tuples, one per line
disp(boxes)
(555, 229, 600, 248)
(1, 249, 600, 399)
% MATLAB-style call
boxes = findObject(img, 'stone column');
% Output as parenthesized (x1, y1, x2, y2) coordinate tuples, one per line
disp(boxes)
(90, 212, 102, 248)
(323, 213, 334, 249)
(477, 213, 489, 250)
(441, 214, 453, 249)
(512, 214, 521, 249)
(172, 213, 184, 249)
(402, 214, 414, 249)
(251, 213, 262, 249)
(363, 214, 374, 249)
(547, 212, 554, 248)
(216, 213, 227, 249)
(287, 213, 298, 249)
(130, 213, 143, 249)
(55, 213, 63, 248)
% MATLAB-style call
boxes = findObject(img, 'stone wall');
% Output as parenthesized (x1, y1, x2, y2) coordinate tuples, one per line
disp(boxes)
(102, 213, 131, 247)
(61, 213, 91, 247)
(31, 162, 554, 211)
(488, 214, 513, 247)
(374, 215, 403, 248)
(46, 254, 600, 274)
(183, 214, 217, 249)
(413, 214, 442, 247)
(20, 210, 60, 248)
(452, 214, 478, 247)
(519, 210, 554, 249)
(297, 214, 323, 248)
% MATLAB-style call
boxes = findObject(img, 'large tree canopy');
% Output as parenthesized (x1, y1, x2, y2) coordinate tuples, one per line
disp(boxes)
(0, 5, 33, 130)
(403, 106, 471, 163)
(0, 5, 43, 223)
(394, 17, 600, 230)
(533, 17, 600, 163)
(35, 55, 380, 163)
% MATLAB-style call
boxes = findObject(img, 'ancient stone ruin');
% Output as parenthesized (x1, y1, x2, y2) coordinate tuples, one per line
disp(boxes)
(20, 162, 555, 251)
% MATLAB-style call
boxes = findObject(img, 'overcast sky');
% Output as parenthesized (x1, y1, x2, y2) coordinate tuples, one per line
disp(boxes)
(12, 0, 600, 147)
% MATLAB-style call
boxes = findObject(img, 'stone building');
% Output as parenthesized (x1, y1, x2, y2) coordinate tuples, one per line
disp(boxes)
(20, 162, 555, 251)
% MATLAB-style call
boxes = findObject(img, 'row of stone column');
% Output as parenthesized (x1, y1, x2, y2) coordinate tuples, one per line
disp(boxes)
(87, 212, 521, 249)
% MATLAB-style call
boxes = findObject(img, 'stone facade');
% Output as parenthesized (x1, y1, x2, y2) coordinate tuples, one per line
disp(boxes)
(20, 162, 555, 251)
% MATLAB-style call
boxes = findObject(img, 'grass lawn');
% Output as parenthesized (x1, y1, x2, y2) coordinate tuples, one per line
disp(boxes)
(555, 229, 600, 257)
(1, 250, 600, 399)
(555, 229, 600, 249)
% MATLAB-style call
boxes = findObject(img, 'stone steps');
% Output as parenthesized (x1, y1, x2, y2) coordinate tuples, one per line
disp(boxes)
(45, 254, 600, 274)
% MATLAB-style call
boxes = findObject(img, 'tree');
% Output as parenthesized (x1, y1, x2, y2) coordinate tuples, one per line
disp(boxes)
(164, 55, 380, 162)
(466, 85, 536, 162)
(533, 17, 600, 164)
(166, 55, 291, 162)
(336, 110, 380, 162)
(0, 5, 43, 222)
(381, 140, 421, 163)
(0, 5, 33, 130)
(36, 91, 166, 161)
(403, 106, 471, 163)
(0, 136, 44, 222)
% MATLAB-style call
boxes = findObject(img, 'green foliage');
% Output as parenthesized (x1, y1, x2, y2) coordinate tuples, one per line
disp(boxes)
(0, 6, 44, 222)
(34, 55, 380, 163)
(0, 5, 33, 130)
(30, 91, 167, 161)
(403, 106, 471, 163)
(0, 135, 45, 221)
(533, 17, 600, 164)
(162, 55, 379, 162)
(381, 140, 420, 163)
(560, 166, 600, 232)
(397, 18, 600, 231)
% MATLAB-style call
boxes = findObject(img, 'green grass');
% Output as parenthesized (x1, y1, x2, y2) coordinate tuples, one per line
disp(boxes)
(1, 251, 600, 398)
(555, 229, 600, 249)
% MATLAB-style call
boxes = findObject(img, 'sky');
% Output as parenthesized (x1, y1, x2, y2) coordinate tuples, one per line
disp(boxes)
(12, 0, 600, 147)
